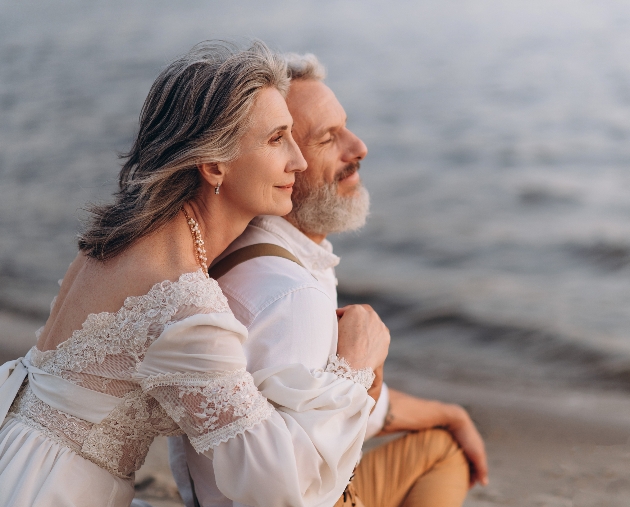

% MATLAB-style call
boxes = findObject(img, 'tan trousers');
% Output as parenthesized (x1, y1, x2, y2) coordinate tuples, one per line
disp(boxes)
(334, 429, 469, 507)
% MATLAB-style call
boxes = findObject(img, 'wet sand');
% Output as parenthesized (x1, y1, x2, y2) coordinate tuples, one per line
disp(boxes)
(2, 309, 629, 506)
(385, 357, 630, 506)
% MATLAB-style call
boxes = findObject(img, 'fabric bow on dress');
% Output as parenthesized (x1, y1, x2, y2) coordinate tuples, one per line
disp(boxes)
(0, 349, 121, 427)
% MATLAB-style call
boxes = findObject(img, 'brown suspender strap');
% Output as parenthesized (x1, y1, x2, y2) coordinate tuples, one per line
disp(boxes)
(208, 243, 305, 279)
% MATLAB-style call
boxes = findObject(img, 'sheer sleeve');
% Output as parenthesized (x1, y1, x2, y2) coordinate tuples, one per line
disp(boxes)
(136, 313, 273, 452)
(136, 312, 375, 507)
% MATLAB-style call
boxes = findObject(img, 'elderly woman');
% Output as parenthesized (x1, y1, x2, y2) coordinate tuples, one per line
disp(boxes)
(0, 41, 389, 507)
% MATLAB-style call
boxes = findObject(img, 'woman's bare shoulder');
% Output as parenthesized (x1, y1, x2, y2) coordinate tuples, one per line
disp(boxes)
(86, 227, 199, 301)
(37, 224, 200, 351)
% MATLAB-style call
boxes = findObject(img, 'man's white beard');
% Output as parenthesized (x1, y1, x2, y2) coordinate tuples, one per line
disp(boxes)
(287, 177, 370, 236)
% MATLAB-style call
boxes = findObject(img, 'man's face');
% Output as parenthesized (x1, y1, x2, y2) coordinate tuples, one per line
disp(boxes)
(286, 80, 368, 197)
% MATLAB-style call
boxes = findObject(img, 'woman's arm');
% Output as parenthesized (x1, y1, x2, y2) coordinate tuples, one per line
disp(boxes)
(136, 312, 377, 507)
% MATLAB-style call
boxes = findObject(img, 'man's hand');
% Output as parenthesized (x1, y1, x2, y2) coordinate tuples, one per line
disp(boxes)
(379, 388, 488, 488)
(447, 405, 488, 488)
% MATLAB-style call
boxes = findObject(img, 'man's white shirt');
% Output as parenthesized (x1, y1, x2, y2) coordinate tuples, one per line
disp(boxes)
(173, 215, 389, 507)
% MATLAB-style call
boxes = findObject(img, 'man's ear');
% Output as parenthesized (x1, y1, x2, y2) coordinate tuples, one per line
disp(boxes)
(197, 162, 226, 187)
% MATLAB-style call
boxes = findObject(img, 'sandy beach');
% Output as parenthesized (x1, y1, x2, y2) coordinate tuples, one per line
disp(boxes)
(4, 305, 628, 507)
(131, 372, 630, 507)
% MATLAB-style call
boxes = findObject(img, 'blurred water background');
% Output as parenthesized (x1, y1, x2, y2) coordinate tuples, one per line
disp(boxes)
(2, 0, 630, 371)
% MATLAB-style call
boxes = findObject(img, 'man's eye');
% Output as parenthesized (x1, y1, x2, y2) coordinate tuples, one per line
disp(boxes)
(320, 137, 333, 145)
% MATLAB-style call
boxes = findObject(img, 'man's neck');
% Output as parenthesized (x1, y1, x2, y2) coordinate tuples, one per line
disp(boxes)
(282, 216, 326, 245)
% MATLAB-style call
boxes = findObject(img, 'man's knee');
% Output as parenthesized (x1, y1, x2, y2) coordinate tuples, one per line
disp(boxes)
(403, 429, 468, 482)
(406, 428, 460, 459)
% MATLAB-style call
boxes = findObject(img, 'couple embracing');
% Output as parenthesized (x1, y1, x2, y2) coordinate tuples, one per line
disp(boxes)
(0, 41, 486, 507)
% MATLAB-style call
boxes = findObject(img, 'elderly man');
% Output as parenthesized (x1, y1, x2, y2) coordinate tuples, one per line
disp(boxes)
(170, 53, 487, 507)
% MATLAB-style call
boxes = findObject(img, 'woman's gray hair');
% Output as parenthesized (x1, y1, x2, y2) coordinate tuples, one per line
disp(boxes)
(79, 40, 289, 260)
(282, 53, 326, 81)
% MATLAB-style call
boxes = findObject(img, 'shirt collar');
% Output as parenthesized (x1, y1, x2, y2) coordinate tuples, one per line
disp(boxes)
(251, 216, 340, 272)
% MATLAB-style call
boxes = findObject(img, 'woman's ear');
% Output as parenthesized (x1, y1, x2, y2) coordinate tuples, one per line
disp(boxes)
(197, 162, 226, 187)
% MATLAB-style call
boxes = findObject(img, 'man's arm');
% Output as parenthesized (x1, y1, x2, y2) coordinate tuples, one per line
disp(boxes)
(379, 387, 489, 488)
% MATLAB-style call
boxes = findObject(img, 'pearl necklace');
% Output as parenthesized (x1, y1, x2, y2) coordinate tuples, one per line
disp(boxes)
(182, 207, 210, 278)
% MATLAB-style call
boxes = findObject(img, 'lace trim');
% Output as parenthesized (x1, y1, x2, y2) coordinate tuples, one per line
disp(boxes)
(142, 369, 273, 453)
(10, 386, 91, 453)
(9, 385, 180, 480)
(139, 369, 244, 391)
(82, 389, 180, 479)
(189, 400, 274, 453)
(8, 413, 84, 454)
(30, 270, 229, 376)
(324, 355, 375, 390)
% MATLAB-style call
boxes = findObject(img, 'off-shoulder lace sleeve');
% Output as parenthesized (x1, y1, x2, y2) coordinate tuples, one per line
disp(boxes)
(135, 312, 274, 453)
(324, 355, 375, 390)
(140, 369, 273, 452)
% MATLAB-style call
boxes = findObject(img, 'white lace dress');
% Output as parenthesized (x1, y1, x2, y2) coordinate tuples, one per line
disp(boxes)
(0, 270, 375, 507)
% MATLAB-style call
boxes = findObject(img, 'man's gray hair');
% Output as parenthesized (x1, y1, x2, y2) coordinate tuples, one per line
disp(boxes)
(283, 53, 327, 81)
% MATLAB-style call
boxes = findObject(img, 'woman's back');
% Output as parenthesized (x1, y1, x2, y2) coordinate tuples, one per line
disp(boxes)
(37, 217, 198, 353)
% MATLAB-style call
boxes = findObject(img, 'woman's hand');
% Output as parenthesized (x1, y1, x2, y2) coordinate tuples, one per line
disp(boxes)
(336, 305, 390, 372)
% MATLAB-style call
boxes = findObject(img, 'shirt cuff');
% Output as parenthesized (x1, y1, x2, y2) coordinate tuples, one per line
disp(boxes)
(364, 382, 389, 440)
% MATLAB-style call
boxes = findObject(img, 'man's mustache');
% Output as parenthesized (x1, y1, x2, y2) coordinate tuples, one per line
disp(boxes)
(335, 162, 360, 183)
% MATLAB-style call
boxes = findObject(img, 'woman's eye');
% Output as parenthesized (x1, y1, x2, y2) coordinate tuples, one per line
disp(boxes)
(271, 134, 283, 143)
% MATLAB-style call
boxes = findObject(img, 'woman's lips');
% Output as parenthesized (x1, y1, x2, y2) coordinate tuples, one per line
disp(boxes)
(275, 183, 294, 191)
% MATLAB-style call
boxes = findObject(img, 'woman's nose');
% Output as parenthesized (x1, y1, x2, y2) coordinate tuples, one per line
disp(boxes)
(288, 139, 308, 173)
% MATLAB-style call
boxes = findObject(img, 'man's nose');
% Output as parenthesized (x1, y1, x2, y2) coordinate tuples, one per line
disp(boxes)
(342, 129, 368, 162)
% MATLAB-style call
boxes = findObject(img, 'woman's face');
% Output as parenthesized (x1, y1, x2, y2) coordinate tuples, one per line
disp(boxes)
(220, 87, 307, 218)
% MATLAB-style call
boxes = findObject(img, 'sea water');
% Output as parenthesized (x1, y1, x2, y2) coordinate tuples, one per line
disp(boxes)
(1, 0, 630, 359)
